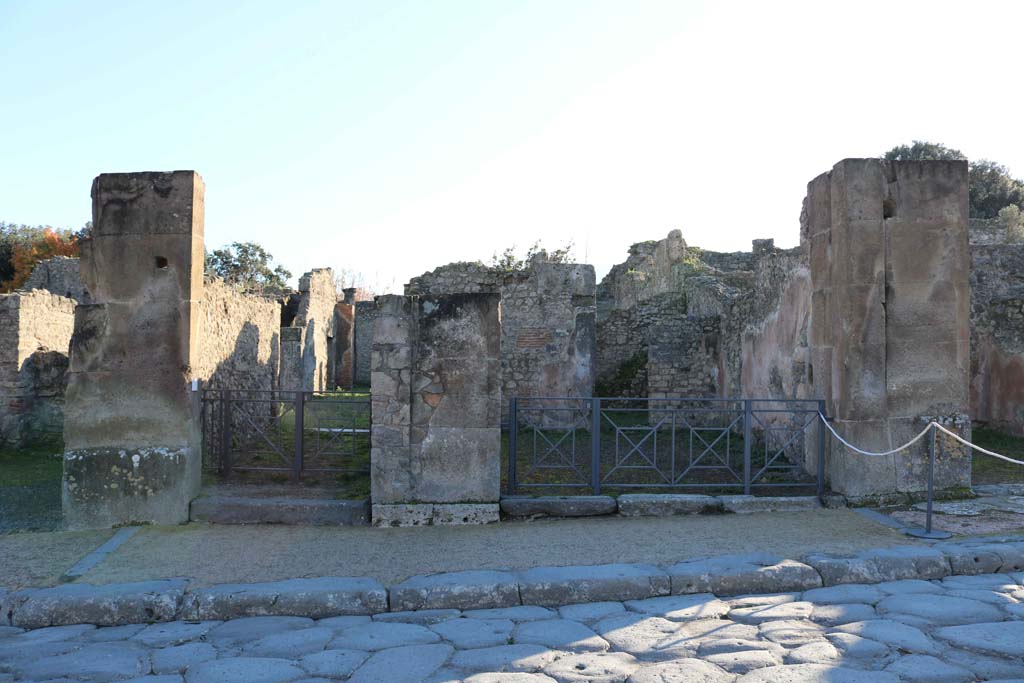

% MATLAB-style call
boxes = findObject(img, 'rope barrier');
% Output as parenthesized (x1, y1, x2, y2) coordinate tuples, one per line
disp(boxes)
(818, 412, 1024, 465)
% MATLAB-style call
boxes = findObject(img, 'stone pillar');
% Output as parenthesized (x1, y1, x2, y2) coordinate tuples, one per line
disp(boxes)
(63, 171, 205, 529)
(370, 293, 501, 526)
(278, 326, 304, 391)
(806, 159, 971, 501)
(333, 302, 355, 389)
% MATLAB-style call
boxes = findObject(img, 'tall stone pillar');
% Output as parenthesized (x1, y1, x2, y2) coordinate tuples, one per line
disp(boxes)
(806, 159, 971, 500)
(370, 293, 501, 526)
(333, 302, 355, 389)
(63, 171, 205, 529)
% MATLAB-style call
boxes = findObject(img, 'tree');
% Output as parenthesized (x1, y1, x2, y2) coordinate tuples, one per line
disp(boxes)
(0, 224, 80, 293)
(206, 242, 291, 292)
(1000, 205, 1024, 243)
(489, 240, 575, 272)
(882, 141, 1024, 219)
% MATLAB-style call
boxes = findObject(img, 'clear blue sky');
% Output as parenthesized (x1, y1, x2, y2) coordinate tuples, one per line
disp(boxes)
(3, 0, 1022, 291)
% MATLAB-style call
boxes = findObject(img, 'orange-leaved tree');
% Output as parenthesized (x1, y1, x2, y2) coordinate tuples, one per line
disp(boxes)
(0, 228, 80, 293)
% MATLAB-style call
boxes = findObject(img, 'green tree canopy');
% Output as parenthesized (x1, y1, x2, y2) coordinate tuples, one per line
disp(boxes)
(882, 141, 1024, 219)
(206, 241, 292, 292)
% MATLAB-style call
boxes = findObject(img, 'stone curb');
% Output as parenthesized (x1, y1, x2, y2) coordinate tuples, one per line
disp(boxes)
(501, 494, 826, 519)
(5, 535, 1024, 628)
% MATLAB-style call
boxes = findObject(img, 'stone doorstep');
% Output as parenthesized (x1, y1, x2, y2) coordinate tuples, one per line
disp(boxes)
(189, 495, 370, 526)
(6, 537, 1024, 628)
(501, 493, 830, 519)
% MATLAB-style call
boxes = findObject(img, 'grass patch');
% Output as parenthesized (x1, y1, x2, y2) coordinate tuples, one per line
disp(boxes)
(971, 426, 1024, 485)
(0, 437, 63, 487)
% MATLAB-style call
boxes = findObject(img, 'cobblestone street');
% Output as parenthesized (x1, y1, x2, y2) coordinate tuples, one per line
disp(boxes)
(3, 572, 1024, 682)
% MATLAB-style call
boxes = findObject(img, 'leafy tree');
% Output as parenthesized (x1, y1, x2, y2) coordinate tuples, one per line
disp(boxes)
(206, 241, 291, 292)
(1000, 205, 1024, 243)
(882, 141, 1024, 218)
(0, 223, 80, 292)
(489, 240, 575, 272)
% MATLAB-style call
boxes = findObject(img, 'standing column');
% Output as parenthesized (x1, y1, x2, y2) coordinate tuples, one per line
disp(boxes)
(63, 171, 205, 529)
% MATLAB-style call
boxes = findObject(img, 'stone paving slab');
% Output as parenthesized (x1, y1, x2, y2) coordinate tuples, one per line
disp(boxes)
(10, 579, 187, 628)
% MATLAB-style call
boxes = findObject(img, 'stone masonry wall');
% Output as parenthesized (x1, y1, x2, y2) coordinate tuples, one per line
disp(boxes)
(354, 300, 379, 387)
(407, 259, 596, 423)
(0, 290, 75, 445)
(194, 277, 280, 392)
(970, 243, 1024, 435)
(280, 268, 335, 391)
(21, 256, 90, 303)
(333, 302, 355, 389)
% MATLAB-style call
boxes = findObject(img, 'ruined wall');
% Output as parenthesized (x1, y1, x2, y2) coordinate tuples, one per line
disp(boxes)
(63, 171, 205, 529)
(970, 243, 1024, 435)
(194, 277, 280, 392)
(803, 159, 971, 499)
(0, 291, 75, 445)
(407, 259, 596, 421)
(333, 302, 354, 389)
(21, 256, 90, 303)
(969, 218, 1009, 246)
(354, 300, 379, 387)
(370, 293, 501, 526)
(280, 268, 335, 391)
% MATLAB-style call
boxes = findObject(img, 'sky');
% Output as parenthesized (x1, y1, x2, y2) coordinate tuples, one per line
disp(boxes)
(3, 0, 1024, 293)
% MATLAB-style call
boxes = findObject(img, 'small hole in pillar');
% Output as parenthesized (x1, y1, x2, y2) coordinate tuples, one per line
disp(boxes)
(882, 198, 896, 219)
(155, 256, 168, 269)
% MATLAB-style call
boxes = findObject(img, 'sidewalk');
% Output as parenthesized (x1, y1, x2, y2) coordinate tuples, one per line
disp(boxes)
(0, 509, 915, 591)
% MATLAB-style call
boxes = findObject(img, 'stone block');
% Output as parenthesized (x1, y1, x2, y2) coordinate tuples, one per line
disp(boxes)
(391, 570, 520, 611)
(517, 563, 670, 606)
(11, 579, 187, 628)
(407, 427, 501, 503)
(431, 503, 500, 525)
(186, 577, 387, 620)
(804, 546, 949, 586)
(371, 503, 434, 527)
(617, 494, 722, 516)
(666, 553, 822, 596)
(189, 495, 369, 526)
(718, 495, 821, 514)
(500, 496, 617, 518)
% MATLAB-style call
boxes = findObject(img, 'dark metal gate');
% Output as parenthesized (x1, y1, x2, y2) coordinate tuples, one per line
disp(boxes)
(505, 397, 826, 495)
(201, 389, 371, 481)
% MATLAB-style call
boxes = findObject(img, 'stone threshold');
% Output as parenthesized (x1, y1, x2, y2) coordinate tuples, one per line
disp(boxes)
(501, 493, 846, 519)
(190, 494, 370, 526)
(3, 536, 1023, 629)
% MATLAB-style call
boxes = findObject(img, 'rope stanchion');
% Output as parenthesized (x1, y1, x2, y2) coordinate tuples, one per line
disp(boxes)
(816, 413, 1024, 540)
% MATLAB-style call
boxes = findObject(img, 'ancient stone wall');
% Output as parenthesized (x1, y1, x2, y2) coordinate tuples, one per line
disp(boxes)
(354, 300, 379, 387)
(0, 290, 75, 445)
(969, 218, 1009, 246)
(970, 243, 1024, 435)
(280, 268, 335, 391)
(194, 277, 280, 392)
(370, 293, 501, 526)
(21, 256, 90, 303)
(63, 171, 205, 529)
(333, 302, 354, 389)
(407, 259, 596, 421)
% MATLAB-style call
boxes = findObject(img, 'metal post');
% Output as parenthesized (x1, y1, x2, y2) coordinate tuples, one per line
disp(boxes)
(906, 422, 952, 539)
(508, 397, 518, 495)
(293, 391, 305, 482)
(591, 397, 601, 495)
(743, 399, 752, 495)
(926, 423, 936, 534)
(817, 400, 827, 498)
(221, 390, 233, 476)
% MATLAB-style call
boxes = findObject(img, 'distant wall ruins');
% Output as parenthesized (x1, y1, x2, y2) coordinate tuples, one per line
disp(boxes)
(280, 268, 335, 392)
(22, 255, 91, 303)
(406, 258, 596, 420)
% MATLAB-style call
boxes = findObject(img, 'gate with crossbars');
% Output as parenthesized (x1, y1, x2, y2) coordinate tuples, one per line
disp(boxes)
(201, 388, 371, 481)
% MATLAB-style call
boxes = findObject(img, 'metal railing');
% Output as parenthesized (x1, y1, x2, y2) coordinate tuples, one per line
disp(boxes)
(201, 388, 370, 481)
(505, 396, 826, 495)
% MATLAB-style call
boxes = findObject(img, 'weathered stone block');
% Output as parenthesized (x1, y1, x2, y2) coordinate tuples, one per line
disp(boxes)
(617, 494, 721, 516)
(186, 577, 387, 620)
(189, 495, 369, 526)
(371, 503, 434, 527)
(431, 503, 500, 525)
(718, 495, 821, 514)
(11, 580, 187, 628)
(804, 546, 949, 586)
(390, 570, 519, 611)
(517, 563, 670, 606)
(666, 553, 822, 596)
(500, 496, 617, 518)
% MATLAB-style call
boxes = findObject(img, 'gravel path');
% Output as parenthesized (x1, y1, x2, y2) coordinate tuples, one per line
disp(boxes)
(3, 571, 1024, 682)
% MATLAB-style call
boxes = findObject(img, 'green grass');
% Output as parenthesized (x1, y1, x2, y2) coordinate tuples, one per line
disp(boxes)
(0, 437, 63, 487)
(971, 426, 1024, 485)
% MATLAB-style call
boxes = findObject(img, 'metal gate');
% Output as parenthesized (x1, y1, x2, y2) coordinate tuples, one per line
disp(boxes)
(505, 396, 826, 495)
(201, 389, 371, 481)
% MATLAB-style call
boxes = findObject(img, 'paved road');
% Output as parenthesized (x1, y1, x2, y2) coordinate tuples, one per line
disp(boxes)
(3, 572, 1024, 682)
